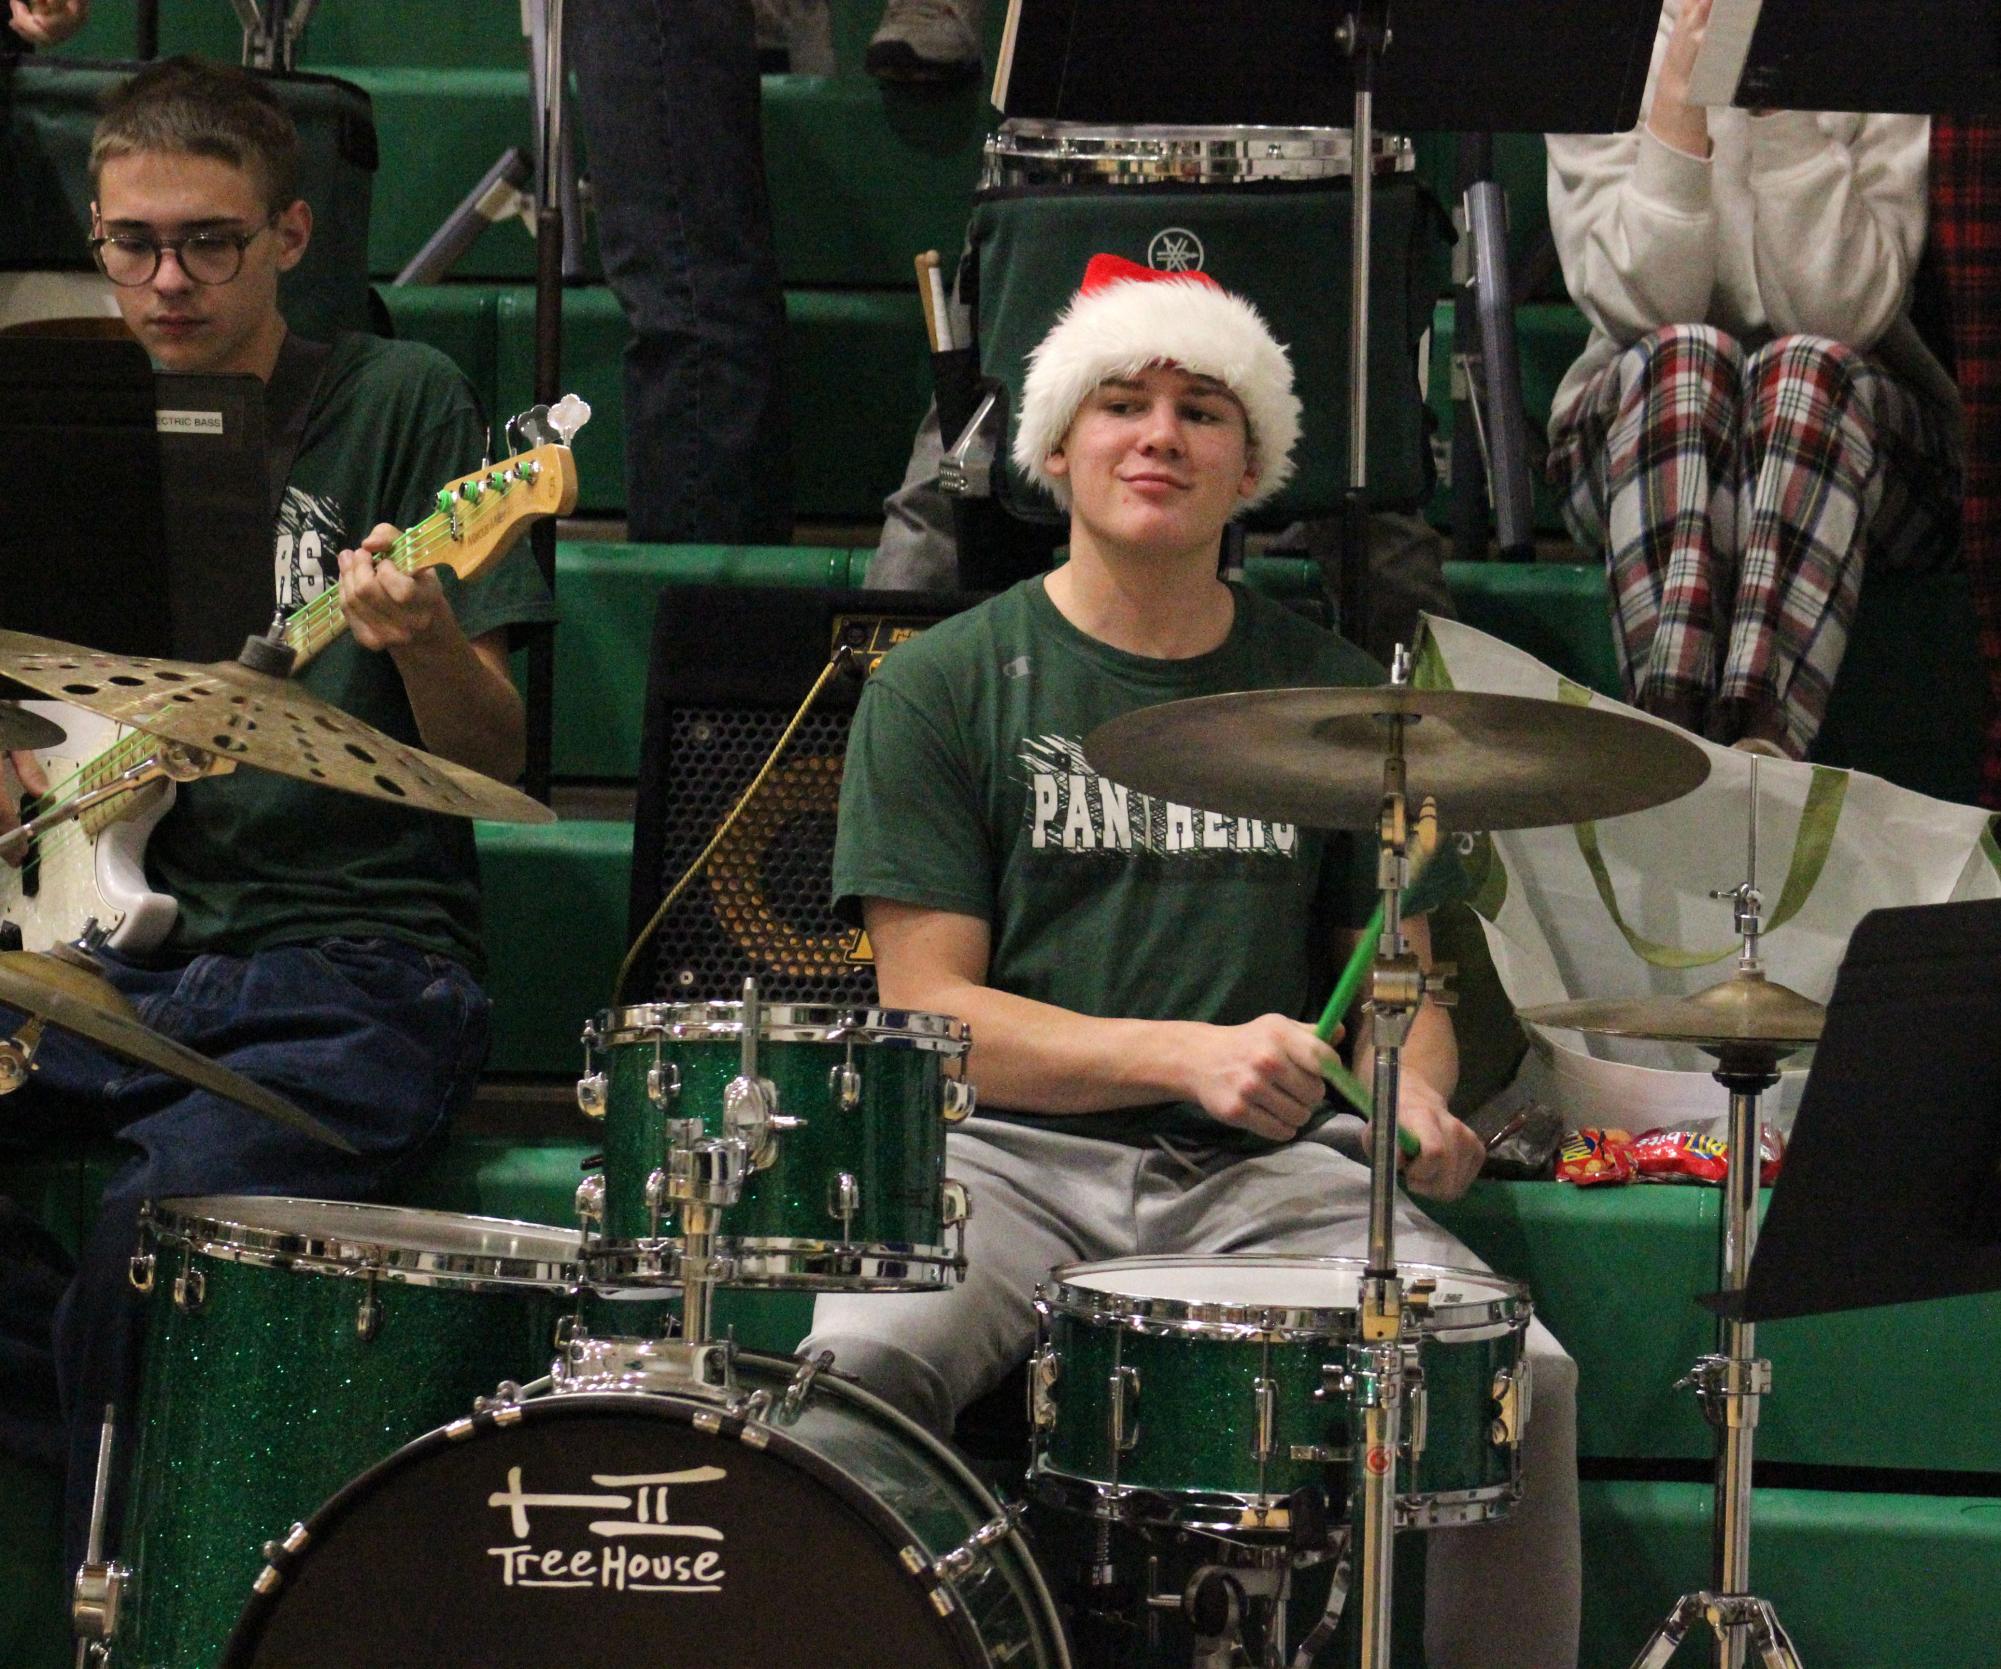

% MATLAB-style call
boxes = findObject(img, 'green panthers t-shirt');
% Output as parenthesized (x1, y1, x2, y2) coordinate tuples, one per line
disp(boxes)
(832, 576, 1387, 1150)
(145, 331, 556, 972)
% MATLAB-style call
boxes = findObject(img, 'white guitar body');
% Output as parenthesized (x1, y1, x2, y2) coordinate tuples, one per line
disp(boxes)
(1, 700, 178, 955)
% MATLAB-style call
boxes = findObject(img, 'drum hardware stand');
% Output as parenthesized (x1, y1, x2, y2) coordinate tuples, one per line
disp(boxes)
(229, 0, 317, 70)
(1630, 762, 1804, 1669)
(71, 1404, 127, 1669)
(1348, 642, 1449, 1669)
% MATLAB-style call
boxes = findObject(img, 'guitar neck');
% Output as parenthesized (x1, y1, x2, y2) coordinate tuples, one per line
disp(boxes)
(279, 515, 440, 671)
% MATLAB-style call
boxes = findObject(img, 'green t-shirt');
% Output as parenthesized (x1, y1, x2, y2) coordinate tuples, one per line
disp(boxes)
(832, 576, 1386, 1149)
(145, 331, 556, 973)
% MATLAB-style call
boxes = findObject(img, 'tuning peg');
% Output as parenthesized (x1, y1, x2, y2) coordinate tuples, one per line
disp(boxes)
(548, 393, 592, 446)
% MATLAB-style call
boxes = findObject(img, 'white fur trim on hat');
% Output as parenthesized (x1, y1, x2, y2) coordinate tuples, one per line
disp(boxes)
(1010, 270, 1301, 512)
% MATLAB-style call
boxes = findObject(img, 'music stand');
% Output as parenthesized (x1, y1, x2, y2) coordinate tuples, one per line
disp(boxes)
(1690, 0, 2001, 115)
(1722, 898, 2001, 1325)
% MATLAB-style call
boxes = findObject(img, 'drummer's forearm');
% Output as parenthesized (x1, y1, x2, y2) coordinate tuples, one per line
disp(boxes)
(1352, 996, 1459, 1108)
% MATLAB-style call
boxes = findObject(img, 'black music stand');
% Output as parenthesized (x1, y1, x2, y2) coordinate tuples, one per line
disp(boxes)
(1722, 899, 2001, 1325)
(1690, 0, 2001, 116)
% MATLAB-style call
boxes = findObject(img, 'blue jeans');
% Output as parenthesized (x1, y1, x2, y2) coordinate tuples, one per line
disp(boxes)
(5, 938, 489, 1571)
(567, 0, 793, 542)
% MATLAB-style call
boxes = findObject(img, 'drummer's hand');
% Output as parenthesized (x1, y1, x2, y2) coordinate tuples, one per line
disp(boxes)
(9, 0, 91, 47)
(1181, 1015, 1338, 1144)
(1396, 1077, 1484, 1201)
(0, 749, 49, 870)
(337, 524, 453, 654)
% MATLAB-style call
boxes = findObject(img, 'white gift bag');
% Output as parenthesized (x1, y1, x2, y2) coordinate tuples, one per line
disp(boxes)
(1417, 615, 2001, 1133)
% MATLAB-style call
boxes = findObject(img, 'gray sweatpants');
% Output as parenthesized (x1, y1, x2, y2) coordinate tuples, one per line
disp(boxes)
(804, 1116, 1582, 1668)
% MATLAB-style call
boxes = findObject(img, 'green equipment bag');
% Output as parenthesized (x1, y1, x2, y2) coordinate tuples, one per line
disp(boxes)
(966, 172, 1452, 525)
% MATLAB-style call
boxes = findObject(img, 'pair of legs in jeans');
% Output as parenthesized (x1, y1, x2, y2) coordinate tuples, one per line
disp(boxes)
(805, 1117, 1584, 1669)
(1549, 324, 1960, 758)
(5, 939, 489, 1574)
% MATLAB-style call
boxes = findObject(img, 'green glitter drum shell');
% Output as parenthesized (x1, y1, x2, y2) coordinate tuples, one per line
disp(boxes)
(1030, 1255, 1529, 1534)
(593, 1004, 968, 1288)
(118, 1200, 581, 1669)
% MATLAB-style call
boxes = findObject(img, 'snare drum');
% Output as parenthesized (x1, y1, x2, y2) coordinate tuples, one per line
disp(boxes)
(579, 1002, 974, 1291)
(221, 1350, 1071, 1669)
(982, 120, 1415, 189)
(1029, 1255, 1530, 1537)
(114, 1198, 584, 1669)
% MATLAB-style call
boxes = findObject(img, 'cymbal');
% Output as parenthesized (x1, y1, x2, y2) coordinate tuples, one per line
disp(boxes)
(1519, 971, 1824, 1051)
(0, 631, 552, 825)
(0, 702, 65, 751)
(1083, 686, 1710, 832)
(0, 952, 356, 1152)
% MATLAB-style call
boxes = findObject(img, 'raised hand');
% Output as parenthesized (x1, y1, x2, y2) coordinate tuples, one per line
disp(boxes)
(1648, 0, 1715, 159)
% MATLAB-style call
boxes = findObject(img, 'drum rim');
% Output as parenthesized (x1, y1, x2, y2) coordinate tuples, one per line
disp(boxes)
(981, 121, 1415, 183)
(1026, 1464, 1520, 1536)
(583, 1235, 963, 1293)
(592, 1002, 970, 1053)
(1038, 1253, 1528, 1338)
(146, 1197, 586, 1291)
(219, 1364, 1070, 1669)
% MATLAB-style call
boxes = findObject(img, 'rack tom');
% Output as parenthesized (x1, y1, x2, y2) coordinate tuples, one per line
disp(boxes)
(578, 1002, 973, 1291)
(1029, 1255, 1530, 1538)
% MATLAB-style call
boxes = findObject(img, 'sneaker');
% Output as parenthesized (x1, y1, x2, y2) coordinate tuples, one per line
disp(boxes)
(866, 0, 983, 84)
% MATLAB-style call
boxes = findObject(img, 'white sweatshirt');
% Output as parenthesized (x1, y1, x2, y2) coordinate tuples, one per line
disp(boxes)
(1544, 0, 1954, 436)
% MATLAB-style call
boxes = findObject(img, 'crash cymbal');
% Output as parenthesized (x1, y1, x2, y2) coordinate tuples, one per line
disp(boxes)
(1519, 971, 1824, 1050)
(1083, 685, 1710, 832)
(0, 702, 65, 751)
(0, 951, 356, 1152)
(0, 631, 552, 825)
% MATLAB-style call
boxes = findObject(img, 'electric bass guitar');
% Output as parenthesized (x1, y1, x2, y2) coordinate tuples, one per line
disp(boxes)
(2, 439, 579, 957)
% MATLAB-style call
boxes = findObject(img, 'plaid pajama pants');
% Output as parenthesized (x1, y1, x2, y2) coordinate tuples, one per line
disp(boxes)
(1549, 324, 1960, 759)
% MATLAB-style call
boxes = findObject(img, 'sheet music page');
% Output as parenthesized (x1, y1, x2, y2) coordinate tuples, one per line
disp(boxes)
(1688, 0, 1764, 107)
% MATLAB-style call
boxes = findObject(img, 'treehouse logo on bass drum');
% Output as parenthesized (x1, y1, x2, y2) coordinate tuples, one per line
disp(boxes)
(484, 1463, 730, 1594)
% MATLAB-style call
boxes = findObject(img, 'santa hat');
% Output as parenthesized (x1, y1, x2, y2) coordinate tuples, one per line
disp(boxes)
(1011, 252, 1301, 512)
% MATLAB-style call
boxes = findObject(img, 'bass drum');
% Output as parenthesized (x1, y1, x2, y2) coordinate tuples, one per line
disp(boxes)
(220, 1350, 1070, 1669)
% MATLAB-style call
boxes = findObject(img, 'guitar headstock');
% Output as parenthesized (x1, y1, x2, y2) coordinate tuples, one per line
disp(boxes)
(419, 443, 581, 582)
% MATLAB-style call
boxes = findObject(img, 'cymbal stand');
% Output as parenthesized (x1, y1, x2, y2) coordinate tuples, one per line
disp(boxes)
(1630, 761, 1804, 1669)
(1346, 644, 1443, 1669)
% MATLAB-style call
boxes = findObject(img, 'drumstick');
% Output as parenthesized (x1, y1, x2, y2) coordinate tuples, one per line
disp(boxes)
(915, 250, 952, 352)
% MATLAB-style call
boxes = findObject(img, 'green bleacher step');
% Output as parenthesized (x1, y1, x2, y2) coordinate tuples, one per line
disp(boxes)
(474, 817, 632, 1076)
(1578, 1479, 2001, 1668)
(343, 67, 985, 288)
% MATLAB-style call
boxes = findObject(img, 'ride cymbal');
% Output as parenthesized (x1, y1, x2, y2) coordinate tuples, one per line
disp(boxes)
(0, 952, 356, 1151)
(0, 631, 552, 825)
(1083, 685, 1710, 831)
(1520, 972, 1824, 1051)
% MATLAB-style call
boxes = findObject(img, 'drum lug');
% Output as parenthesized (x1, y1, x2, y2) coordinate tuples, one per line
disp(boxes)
(941, 1179, 971, 1272)
(647, 1049, 679, 1111)
(1253, 1376, 1278, 1462)
(576, 1020, 607, 1118)
(1404, 1354, 1428, 1467)
(354, 1271, 381, 1343)
(573, 1172, 605, 1229)
(127, 1248, 155, 1295)
(1108, 1364, 1141, 1454)
(940, 1075, 977, 1123)
(1028, 1343, 1060, 1431)
(829, 1059, 862, 1112)
(780, 1349, 836, 1422)
(171, 1246, 205, 1314)
(929, 1501, 1025, 1585)
(1491, 1358, 1531, 1448)
(826, 1171, 861, 1239)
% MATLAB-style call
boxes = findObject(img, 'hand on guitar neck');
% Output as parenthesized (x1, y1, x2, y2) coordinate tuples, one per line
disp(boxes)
(1, 750, 50, 871)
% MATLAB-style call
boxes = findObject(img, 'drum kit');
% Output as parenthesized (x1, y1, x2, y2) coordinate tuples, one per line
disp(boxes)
(9, 614, 1834, 1667)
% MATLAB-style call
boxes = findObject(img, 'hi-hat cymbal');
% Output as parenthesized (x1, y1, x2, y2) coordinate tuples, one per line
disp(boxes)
(1519, 971, 1824, 1051)
(0, 952, 356, 1152)
(0, 702, 65, 751)
(1083, 686, 1710, 831)
(0, 631, 552, 825)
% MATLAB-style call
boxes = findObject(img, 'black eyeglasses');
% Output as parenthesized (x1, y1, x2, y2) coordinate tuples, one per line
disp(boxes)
(89, 218, 277, 288)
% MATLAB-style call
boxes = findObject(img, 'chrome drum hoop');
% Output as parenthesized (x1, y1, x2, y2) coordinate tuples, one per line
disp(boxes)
(592, 1001, 971, 1056)
(981, 120, 1416, 189)
(1025, 1467, 1523, 1537)
(585, 1235, 964, 1293)
(144, 1196, 587, 1292)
